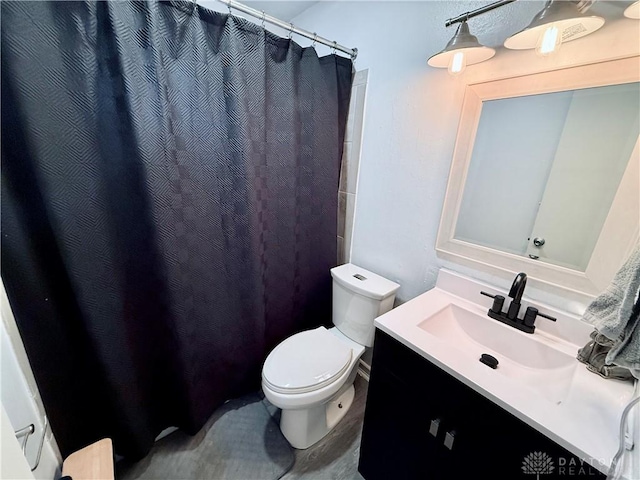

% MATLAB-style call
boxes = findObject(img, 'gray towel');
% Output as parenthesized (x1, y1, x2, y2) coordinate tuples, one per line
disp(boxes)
(577, 331, 634, 381)
(582, 244, 640, 377)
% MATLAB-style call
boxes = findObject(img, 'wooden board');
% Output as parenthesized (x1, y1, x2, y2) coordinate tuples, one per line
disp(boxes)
(62, 438, 114, 480)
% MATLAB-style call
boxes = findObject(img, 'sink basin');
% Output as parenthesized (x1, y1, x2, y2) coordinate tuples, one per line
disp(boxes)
(418, 304, 577, 404)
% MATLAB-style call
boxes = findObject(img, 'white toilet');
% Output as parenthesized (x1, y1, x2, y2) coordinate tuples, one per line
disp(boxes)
(261, 263, 400, 449)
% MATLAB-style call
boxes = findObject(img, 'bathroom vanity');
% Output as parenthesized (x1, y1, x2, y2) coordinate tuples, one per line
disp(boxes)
(359, 330, 607, 479)
(358, 270, 638, 480)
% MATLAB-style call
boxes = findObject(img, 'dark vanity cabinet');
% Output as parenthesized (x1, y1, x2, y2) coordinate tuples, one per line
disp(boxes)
(358, 330, 606, 480)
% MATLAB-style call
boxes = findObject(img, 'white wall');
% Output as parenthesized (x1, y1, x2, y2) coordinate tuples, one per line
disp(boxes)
(290, 1, 640, 304)
(1, 282, 60, 479)
(1, 405, 34, 480)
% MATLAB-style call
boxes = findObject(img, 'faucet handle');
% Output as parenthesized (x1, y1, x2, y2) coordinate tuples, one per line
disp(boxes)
(523, 307, 557, 329)
(537, 311, 557, 322)
(480, 291, 505, 314)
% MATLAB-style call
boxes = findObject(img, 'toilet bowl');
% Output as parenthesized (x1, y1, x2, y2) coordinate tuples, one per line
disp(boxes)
(261, 263, 400, 449)
(262, 326, 365, 449)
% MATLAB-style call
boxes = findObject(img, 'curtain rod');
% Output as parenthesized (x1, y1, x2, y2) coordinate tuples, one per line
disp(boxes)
(213, 0, 358, 60)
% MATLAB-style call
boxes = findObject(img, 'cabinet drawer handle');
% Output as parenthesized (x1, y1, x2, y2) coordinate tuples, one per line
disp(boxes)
(444, 430, 455, 450)
(429, 419, 440, 437)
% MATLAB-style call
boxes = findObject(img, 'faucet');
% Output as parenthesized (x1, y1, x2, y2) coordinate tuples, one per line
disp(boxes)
(506, 272, 527, 320)
(480, 272, 556, 334)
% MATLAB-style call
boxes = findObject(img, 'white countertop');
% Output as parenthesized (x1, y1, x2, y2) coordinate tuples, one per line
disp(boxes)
(374, 269, 639, 479)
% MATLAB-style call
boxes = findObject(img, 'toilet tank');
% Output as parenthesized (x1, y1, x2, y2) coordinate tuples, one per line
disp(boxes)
(330, 264, 400, 347)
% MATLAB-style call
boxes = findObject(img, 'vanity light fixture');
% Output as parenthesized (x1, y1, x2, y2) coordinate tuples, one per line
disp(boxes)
(504, 0, 605, 55)
(427, 0, 617, 74)
(427, 0, 517, 75)
(624, 1, 640, 19)
(427, 21, 496, 75)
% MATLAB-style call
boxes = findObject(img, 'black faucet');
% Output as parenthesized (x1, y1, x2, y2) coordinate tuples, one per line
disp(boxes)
(507, 272, 527, 320)
(480, 272, 556, 334)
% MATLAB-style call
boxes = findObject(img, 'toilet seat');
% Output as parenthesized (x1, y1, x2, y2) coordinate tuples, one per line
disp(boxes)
(262, 327, 352, 394)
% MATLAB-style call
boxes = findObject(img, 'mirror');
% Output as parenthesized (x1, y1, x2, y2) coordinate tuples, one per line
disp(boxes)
(456, 82, 639, 271)
(437, 57, 640, 303)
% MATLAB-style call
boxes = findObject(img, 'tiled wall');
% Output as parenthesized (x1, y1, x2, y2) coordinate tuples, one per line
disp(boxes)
(338, 69, 368, 265)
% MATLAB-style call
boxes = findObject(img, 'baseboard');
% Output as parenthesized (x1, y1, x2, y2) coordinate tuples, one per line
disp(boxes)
(357, 359, 371, 381)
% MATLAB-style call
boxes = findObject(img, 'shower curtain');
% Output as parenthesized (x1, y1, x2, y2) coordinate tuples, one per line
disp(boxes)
(1, 0, 352, 459)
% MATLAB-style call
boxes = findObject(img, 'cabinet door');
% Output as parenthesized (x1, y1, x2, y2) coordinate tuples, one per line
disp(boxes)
(359, 366, 445, 480)
(360, 330, 463, 480)
(449, 392, 607, 479)
(417, 358, 606, 480)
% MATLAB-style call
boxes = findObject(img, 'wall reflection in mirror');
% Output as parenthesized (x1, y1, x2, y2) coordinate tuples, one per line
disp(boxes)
(454, 82, 640, 272)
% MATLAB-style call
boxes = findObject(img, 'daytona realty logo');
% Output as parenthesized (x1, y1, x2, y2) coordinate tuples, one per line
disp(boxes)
(522, 452, 603, 478)
(522, 452, 554, 479)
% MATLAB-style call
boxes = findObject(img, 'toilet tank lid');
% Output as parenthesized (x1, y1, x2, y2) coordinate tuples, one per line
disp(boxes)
(331, 263, 400, 300)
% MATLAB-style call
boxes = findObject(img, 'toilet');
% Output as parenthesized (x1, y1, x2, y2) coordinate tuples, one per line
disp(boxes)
(261, 263, 400, 449)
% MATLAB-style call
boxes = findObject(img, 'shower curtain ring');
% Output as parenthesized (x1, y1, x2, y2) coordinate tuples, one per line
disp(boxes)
(312, 33, 317, 46)
(261, 11, 266, 28)
(332, 41, 337, 54)
(288, 23, 294, 39)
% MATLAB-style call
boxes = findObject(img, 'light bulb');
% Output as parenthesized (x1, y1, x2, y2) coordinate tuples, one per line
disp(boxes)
(448, 51, 467, 76)
(535, 25, 562, 57)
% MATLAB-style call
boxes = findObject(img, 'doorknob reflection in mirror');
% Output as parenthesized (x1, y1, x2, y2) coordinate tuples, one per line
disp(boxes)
(533, 237, 545, 247)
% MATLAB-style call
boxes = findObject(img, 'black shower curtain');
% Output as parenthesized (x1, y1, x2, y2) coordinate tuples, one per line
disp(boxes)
(1, 0, 352, 459)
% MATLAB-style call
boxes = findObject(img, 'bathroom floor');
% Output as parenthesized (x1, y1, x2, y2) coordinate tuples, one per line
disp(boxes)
(117, 374, 368, 480)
